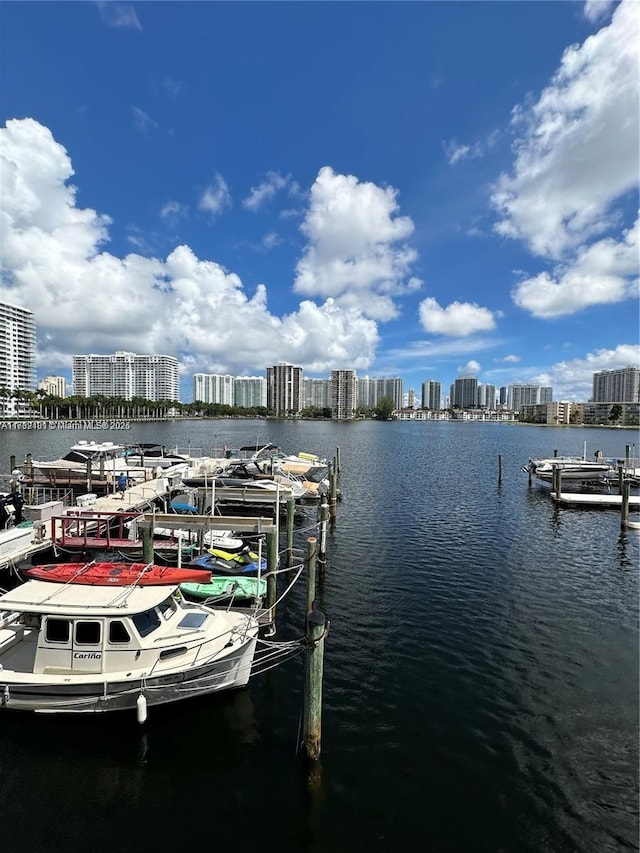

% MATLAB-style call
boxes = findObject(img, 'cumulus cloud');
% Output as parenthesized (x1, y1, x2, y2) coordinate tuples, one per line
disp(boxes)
(198, 174, 231, 218)
(584, 0, 616, 23)
(512, 217, 639, 317)
(0, 118, 380, 380)
(418, 297, 497, 337)
(243, 171, 290, 212)
(97, 2, 142, 31)
(492, 0, 639, 260)
(534, 343, 640, 400)
(294, 166, 419, 320)
(458, 360, 481, 375)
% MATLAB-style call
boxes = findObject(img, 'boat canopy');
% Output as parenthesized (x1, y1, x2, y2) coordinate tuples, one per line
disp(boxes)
(0, 580, 178, 616)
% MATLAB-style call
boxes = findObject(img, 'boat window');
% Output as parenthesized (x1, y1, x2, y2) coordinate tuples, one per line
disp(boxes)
(132, 608, 161, 637)
(158, 597, 177, 620)
(46, 618, 70, 643)
(108, 620, 131, 644)
(177, 613, 207, 630)
(75, 621, 101, 645)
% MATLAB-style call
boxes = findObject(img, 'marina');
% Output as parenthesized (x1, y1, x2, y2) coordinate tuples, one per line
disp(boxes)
(0, 420, 637, 852)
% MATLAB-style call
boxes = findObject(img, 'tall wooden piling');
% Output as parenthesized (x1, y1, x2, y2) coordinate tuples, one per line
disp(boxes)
(621, 478, 630, 529)
(318, 502, 329, 570)
(86, 459, 93, 493)
(303, 609, 327, 762)
(286, 496, 295, 567)
(617, 460, 624, 495)
(140, 524, 154, 563)
(10, 455, 15, 474)
(329, 463, 338, 523)
(335, 446, 341, 479)
(552, 466, 562, 500)
(266, 530, 278, 618)
(306, 536, 317, 613)
(498, 454, 503, 483)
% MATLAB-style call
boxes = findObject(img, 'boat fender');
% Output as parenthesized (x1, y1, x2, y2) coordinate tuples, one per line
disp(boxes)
(136, 692, 147, 724)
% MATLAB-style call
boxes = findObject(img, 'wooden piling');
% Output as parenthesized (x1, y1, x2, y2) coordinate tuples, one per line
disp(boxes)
(140, 524, 154, 563)
(303, 609, 327, 762)
(86, 459, 92, 493)
(266, 530, 278, 618)
(498, 454, 503, 483)
(617, 460, 624, 495)
(621, 478, 630, 529)
(10, 455, 15, 474)
(306, 536, 317, 614)
(335, 446, 341, 479)
(318, 503, 329, 570)
(286, 496, 295, 567)
(552, 466, 561, 499)
(329, 463, 337, 523)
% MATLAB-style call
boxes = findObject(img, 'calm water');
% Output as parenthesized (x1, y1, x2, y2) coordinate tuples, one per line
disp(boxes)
(0, 420, 638, 853)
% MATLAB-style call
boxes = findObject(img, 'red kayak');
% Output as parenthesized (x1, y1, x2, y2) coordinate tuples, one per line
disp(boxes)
(23, 562, 212, 586)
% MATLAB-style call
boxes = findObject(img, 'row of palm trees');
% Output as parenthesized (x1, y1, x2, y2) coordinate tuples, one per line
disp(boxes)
(0, 388, 270, 420)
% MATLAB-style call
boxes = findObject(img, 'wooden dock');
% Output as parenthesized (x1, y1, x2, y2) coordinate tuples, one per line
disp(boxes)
(552, 492, 640, 508)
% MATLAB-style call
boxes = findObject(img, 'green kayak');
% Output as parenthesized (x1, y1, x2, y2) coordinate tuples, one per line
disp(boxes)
(180, 576, 267, 602)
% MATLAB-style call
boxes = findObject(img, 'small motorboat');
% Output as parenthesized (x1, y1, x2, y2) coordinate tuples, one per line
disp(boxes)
(187, 547, 267, 577)
(180, 576, 267, 602)
(0, 580, 259, 716)
(23, 561, 212, 586)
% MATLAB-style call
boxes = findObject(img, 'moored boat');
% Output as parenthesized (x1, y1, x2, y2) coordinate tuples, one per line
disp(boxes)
(0, 579, 258, 716)
(22, 561, 212, 586)
(180, 575, 267, 602)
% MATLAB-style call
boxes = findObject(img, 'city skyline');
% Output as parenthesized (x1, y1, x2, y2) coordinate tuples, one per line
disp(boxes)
(0, 2, 638, 403)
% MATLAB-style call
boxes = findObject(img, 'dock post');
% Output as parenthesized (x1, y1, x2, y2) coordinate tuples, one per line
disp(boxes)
(617, 460, 624, 495)
(140, 524, 154, 563)
(318, 502, 329, 570)
(10, 455, 15, 474)
(552, 466, 562, 500)
(621, 478, 630, 529)
(26, 453, 33, 479)
(329, 463, 337, 523)
(266, 530, 278, 620)
(303, 608, 327, 762)
(553, 449, 558, 458)
(498, 454, 503, 483)
(86, 459, 92, 493)
(335, 446, 341, 480)
(306, 536, 317, 613)
(625, 445, 631, 465)
(286, 496, 295, 567)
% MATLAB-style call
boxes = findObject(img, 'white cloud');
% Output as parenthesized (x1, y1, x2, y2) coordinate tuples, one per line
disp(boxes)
(0, 118, 380, 381)
(584, 0, 616, 23)
(294, 166, 419, 320)
(132, 107, 158, 134)
(243, 172, 289, 212)
(260, 232, 282, 251)
(97, 2, 142, 31)
(443, 140, 470, 165)
(534, 343, 640, 400)
(160, 200, 188, 221)
(458, 360, 481, 375)
(418, 297, 497, 337)
(512, 216, 639, 317)
(198, 174, 231, 218)
(492, 0, 639, 260)
(501, 354, 521, 363)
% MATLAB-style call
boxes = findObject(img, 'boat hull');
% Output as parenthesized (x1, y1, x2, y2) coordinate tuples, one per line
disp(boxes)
(0, 634, 257, 715)
(22, 562, 212, 586)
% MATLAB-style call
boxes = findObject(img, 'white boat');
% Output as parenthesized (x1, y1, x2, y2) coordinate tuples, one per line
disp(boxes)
(22, 440, 147, 484)
(522, 457, 614, 482)
(0, 579, 258, 716)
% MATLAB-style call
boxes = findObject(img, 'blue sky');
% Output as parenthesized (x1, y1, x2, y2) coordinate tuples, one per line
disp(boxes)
(0, 0, 638, 403)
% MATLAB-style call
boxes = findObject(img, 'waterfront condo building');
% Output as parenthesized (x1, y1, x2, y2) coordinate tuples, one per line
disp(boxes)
(0, 300, 36, 417)
(507, 384, 553, 410)
(330, 370, 357, 419)
(72, 352, 179, 401)
(192, 373, 234, 405)
(421, 379, 442, 411)
(450, 376, 478, 409)
(38, 376, 66, 397)
(303, 378, 331, 410)
(592, 367, 640, 403)
(357, 376, 404, 410)
(233, 376, 267, 408)
(266, 363, 303, 415)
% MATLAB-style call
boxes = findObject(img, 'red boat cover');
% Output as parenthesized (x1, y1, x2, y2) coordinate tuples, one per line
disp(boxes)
(23, 562, 212, 586)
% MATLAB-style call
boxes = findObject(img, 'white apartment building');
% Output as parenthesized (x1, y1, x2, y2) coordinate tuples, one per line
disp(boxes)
(233, 376, 267, 408)
(0, 301, 36, 416)
(508, 384, 553, 410)
(38, 376, 66, 397)
(421, 379, 442, 410)
(357, 376, 404, 410)
(72, 352, 179, 401)
(303, 378, 331, 410)
(192, 373, 234, 405)
(330, 370, 357, 420)
(592, 367, 640, 402)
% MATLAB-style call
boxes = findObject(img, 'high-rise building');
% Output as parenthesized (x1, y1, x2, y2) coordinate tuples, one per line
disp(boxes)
(421, 380, 441, 410)
(330, 370, 357, 419)
(357, 376, 403, 410)
(233, 376, 267, 408)
(451, 377, 478, 409)
(38, 376, 66, 397)
(592, 367, 640, 402)
(0, 300, 36, 417)
(72, 352, 179, 401)
(266, 363, 303, 415)
(303, 378, 330, 410)
(192, 373, 234, 405)
(477, 383, 497, 409)
(508, 384, 553, 410)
